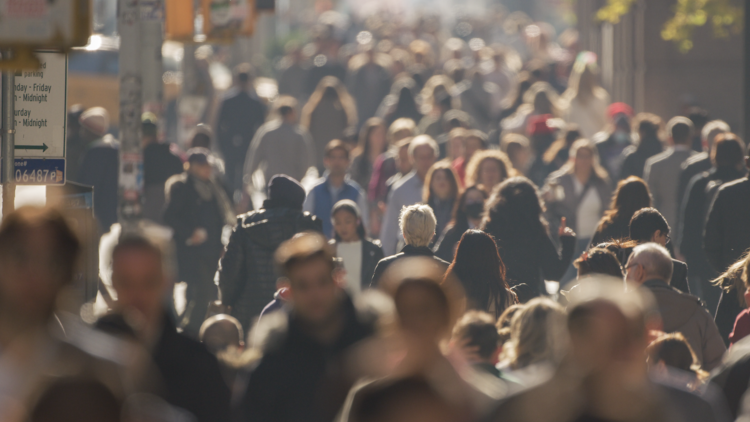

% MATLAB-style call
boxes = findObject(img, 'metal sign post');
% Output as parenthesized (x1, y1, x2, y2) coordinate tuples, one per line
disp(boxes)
(1, 70, 14, 215)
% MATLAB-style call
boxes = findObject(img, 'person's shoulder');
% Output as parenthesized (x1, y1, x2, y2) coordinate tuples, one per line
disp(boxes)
(684, 152, 709, 168)
(646, 149, 672, 166)
(165, 173, 188, 191)
(718, 176, 750, 194)
(393, 172, 419, 192)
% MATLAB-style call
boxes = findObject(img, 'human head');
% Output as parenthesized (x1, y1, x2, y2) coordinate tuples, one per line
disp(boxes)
(331, 200, 365, 243)
(187, 148, 212, 180)
(451, 311, 500, 363)
(358, 117, 387, 157)
(646, 332, 704, 377)
(608, 177, 651, 221)
(0, 207, 80, 325)
(275, 96, 299, 123)
(234, 63, 254, 88)
(67, 104, 84, 141)
(79, 107, 110, 140)
(711, 133, 745, 169)
(423, 162, 460, 204)
(465, 150, 515, 193)
(634, 113, 664, 148)
(666, 116, 694, 146)
(568, 139, 607, 180)
(575, 248, 624, 279)
(629, 208, 670, 246)
(141, 112, 158, 145)
(464, 130, 488, 160)
(395, 138, 414, 175)
(625, 243, 673, 284)
(324, 140, 351, 177)
(190, 124, 213, 149)
(111, 236, 169, 328)
(400, 204, 437, 248)
(199, 314, 244, 354)
(455, 185, 488, 224)
(275, 232, 340, 326)
(508, 297, 568, 369)
(265, 175, 306, 210)
(701, 120, 730, 149)
(496, 303, 524, 330)
(447, 128, 468, 161)
(408, 135, 439, 179)
(501, 134, 531, 174)
(481, 176, 545, 235)
(387, 118, 417, 145)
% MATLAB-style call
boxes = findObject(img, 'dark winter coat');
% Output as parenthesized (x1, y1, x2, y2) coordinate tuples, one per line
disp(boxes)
(143, 142, 184, 223)
(217, 207, 322, 329)
(433, 220, 470, 262)
(590, 216, 630, 247)
(329, 239, 384, 290)
(370, 245, 450, 287)
(705, 177, 750, 274)
(77, 137, 119, 232)
(710, 334, 750, 418)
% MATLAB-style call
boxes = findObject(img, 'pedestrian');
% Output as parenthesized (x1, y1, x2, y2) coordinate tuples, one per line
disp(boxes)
(628, 207, 690, 294)
(679, 133, 746, 309)
(573, 247, 624, 279)
(301, 76, 359, 173)
(238, 232, 377, 422)
(593, 103, 635, 180)
(464, 149, 516, 195)
(644, 116, 696, 230)
(433, 185, 488, 262)
(367, 118, 417, 214)
(591, 176, 652, 246)
(624, 243, 726, 370)
(243, 96, 316, 186)
(542, 139, 611, 283)
(620, 112, 665, 180)
(376, 77, 424, 127)
(349, 117, 388, 194)
(142, 113, 184, 224)
(277, 42, 308, 103)
(450, 311, 504, 378)
(330, 200, 384, 294)
(190, 124, 231, 198)
(446, 230, 517, 319)
(676, 120, 730, 211)
(423, 162, 461, 242)
(562, 60, 610, 138)
(647, 332, 709, 392)
(216, 64, 267, 196)
(348, 45, 392, 123)
(481, 177, 577, 301)
(452, 128, 488, 185)
(372, 204, 450, 286)
(217, 175, 322, 329)
(417, 75, 456, 140)
(304, 140, 368, 239)
(164, 149, 235, 337)
(380, 135, 438, 256)
(75, 107, 119, 232)
(541, 125, 583, 176)
(711, 251, 750, 345)
(96, 236, 231, 422)
(65, 104, 86, 180)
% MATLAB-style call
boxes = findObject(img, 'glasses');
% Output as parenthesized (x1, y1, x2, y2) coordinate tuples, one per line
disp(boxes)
(665, 234, 671, 244)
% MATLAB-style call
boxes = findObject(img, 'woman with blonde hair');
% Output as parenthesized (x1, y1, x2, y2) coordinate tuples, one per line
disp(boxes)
(300, 76, 358, 172)
(713, 250, 750, 345)
(464, 150, 516, 194)
(563, 59, 611, 138)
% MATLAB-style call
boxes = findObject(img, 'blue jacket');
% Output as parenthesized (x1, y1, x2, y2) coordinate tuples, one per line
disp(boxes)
(305, 178, 364, 238)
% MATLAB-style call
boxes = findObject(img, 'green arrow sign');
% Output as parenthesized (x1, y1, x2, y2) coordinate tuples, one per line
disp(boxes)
(15, 143, 48, 152)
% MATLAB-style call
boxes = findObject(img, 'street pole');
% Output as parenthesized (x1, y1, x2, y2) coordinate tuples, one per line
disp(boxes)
(118, 0, 144, 233)
(1, 70, 15, 216)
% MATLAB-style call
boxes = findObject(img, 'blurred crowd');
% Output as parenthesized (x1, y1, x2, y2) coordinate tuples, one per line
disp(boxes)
(9, 6, 750, 422)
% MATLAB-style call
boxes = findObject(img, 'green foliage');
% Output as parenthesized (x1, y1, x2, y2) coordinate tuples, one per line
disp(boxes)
(594, 0, 743, 52)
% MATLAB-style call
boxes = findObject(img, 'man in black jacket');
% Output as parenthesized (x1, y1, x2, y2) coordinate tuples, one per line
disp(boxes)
(97, 236, 231, 422)
(217, 175, 322, 330)
(239, 232, 376, 422)
(371, 204, 450, 287)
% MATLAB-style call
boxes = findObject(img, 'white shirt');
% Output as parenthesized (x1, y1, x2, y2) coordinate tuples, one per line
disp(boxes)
(573, 177, 602, 239)
(337, 241, 363, 294)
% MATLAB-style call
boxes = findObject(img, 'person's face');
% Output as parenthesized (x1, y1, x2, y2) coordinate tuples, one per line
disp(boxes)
(190, 162, 212, 180)
(464, 189, 485, 208)
(464, 137, 483, 159)
(333, 210, 360, 243)
(112, 249, 168, 325)
(431, 170, 453, 200)
(449, 136, 464, 160)
(0, 227, 68, 323)
(625, 256, 645, 284)
(396, 284, 448, 343)
(370, 126, 386, 153)
(397, 145, 413, 174)
(288, 258, 341, 326)
(479, 159, 503, 189)
(412, 145, 437, 177)
(324, 149, 350, 176)
(651, 230, 669, 247)
(574, 148, 594, 173)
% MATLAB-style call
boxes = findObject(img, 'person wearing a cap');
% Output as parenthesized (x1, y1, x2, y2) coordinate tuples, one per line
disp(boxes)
(217, 175, 322, 330)
(164, 149, 235, 338)
(142, 113, 184, 224)
(76, 107, 120, 232)
(592, 102, 636, 182)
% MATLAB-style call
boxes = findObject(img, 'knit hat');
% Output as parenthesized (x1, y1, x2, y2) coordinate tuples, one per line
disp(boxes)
(79, 107, 110, 137)
(265, 175, 306, 210)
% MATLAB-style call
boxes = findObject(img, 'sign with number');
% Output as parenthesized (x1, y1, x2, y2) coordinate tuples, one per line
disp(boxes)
(1, 51, 67, 185)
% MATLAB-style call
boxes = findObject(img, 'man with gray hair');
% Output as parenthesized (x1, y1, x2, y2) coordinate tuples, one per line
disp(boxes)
(371, 204, 449, 286)
(625, 243, 726, 370)
(380, 135, 439, 256)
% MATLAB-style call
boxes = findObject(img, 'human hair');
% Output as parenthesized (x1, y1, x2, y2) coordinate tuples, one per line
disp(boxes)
(399, 204, 437, 247)
(395, 278, 451, 330)
(481, 176, 548, 240)
(234, 63, 254, 84)
(711, 249, 750, 307)
(331, 199, 366, 241)
(542, 124, 582, 164)
(450, 185, 488, 227)
(629, 243, 673, 282)
(274, 232, 335, 278)
(633, 113, 664, 156)
(501, 133, 530, 154)
(556, 138, 610, 182)
(0, 206, 81, 284)
(464, 150, 516, 190)
(575, 247, 624, 278)
(324, 139, 350, 159)
(629, 207, 669, 243)
(564, 61, 607, 105)
(647, 332, 708, 386)
(274, 95, 298, 119)
(112, 235, 163, 264)
(199, 314, 244, 353)
(507, 297, 568, 369)
(711, 133, 745, 168)
(451, 311, 501, 360)
(387, 118, 417, 145)
(190, 124, 213, 149)
(408, 135, 439, 159)
(449, 127, 470, 142)
(596, 177, 652, 235)
(420, 74, 457, 113)
(300, 76, 358, 130)
(667, 116, 694, 145)
(496, 303, 524, 330)
(524, 82, 562, 117)
(352, 117, 387, 167)
(446, 230, 514, 319)
(423, 162, 460, 212)
(467, 130, 489, 147)
(386, 77, 423, 124)
(702, 120, 730, 145)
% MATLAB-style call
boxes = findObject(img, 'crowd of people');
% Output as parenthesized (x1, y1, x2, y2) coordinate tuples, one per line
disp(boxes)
(9, 7, 750, 422)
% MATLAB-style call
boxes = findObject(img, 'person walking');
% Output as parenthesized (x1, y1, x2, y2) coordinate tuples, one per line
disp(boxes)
(590, 176, 651, 246)
(164, 150, 235, 337)
(620, 113, 664, 180)
(464, 150, 516, 195)
(216, 64, 267, 196)
(562, 60, 610, 139)
(217, 175, 322, 330)
(142, 113, 184, 224)
(423, 162, 461, 242)
(349, 118, 388, 194)
(304, 140, 368, 239)
(676, 120, 730, 211)
(433, 185, 488, 262)
(329, 200, 384, 294)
